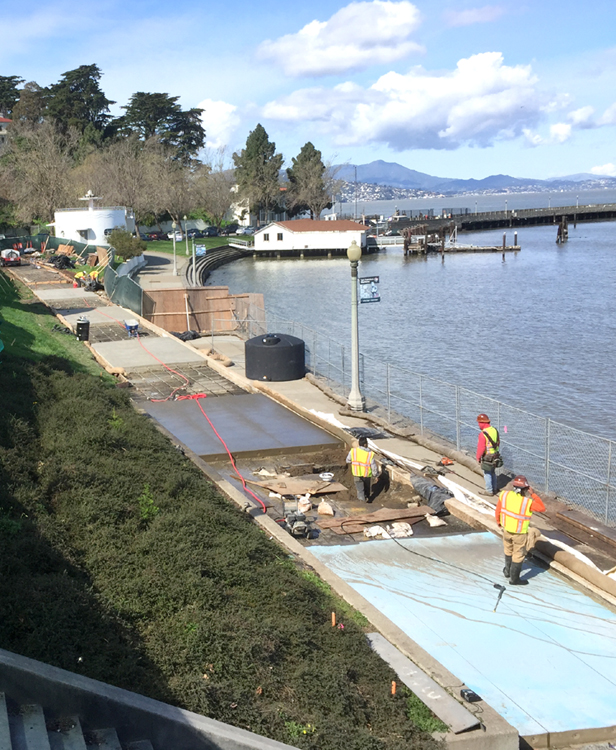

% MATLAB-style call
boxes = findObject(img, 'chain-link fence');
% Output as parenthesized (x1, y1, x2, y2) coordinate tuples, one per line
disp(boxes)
(212, 307, 616, 527)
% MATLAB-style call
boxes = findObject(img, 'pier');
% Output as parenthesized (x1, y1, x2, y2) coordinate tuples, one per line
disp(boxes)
(388, 201, 616, 233)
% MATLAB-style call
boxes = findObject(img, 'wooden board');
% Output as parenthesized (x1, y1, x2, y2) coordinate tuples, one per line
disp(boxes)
(318, 505, 434, 530)
(244, 477, 347, 495)
(556, 509, 616, 552)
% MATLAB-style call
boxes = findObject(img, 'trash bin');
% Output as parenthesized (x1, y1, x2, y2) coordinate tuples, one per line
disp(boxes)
(245, 333, 305, 381)
(76, 317, 90, 341)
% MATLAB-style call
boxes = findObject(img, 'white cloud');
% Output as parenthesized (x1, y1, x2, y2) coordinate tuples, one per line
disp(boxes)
(444, 5, 505, 27)
(263, 52, 546, 150)
(197, 99, 241, 149)
(549, 122, 572, 143)
(257, 1, 423, 77)
(590, 163, 616, 177)
(598, 102, 616, 126)
(568, 106, 595, 126)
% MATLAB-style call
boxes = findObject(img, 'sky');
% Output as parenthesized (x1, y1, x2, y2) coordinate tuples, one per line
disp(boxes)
(2, 0, 616, 180)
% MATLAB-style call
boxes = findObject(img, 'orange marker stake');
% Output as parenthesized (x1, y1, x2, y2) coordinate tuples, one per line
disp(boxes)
(391, 681, 397, 695)
(331, 612, 336, 627)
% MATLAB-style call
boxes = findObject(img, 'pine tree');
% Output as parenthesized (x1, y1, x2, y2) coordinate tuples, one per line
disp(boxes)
(232, 124, 283, 224)
(286, 142, 335, 219)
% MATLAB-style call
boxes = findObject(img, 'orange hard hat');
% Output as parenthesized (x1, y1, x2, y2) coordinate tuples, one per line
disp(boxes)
(476, 413, 490, 423)
(513, 475, 529, 489)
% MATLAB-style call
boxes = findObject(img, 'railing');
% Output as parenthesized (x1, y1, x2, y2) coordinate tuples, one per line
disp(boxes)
(210, 309, 616, 528)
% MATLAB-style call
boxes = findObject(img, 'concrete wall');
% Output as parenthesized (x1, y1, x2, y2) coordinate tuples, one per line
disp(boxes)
(0, 647, 298, 750)
(254, 227, 366, 251)
(117, 253, 147, 278)
(54, 207, 135, 245)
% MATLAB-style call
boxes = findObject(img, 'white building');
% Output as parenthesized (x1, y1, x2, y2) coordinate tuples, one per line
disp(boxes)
(254, 220, 367, 253)
(52, 191, 135, 246)
(0, 116, 10, 150)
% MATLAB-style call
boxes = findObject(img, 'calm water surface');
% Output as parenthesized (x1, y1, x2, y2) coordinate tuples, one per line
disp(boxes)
(212, 216, 616, 440)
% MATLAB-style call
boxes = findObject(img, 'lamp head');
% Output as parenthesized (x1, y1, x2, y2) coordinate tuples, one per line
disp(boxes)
(347, 240, 362, 262)
(172, 220, 177, 229)
(183, 215, 187, 221)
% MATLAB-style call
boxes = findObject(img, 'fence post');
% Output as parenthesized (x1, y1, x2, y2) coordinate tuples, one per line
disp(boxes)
(312, 331, 317, 373)
(341, 345, 346, 390)
(387, 363, 391, 425)
(607, 441, 613, 524)
(497, 401, 501, 432)
(419, 374, 424, 435)
(545, 418, 551, 492)
(455, 386, 461, 451)
(359, 353, 364, 387)
(328, 338, 331, 385)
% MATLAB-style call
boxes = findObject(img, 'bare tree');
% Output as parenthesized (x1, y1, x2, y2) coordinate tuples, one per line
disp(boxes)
(193, 147, 235, 229)
(1, 121, 80, 224)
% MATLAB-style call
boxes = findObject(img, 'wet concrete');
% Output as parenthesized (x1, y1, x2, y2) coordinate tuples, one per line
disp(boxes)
(143, 394, 339, 460)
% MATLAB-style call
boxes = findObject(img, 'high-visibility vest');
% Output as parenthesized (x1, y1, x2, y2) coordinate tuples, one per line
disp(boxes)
(499, 490, 533, 534)
(350, 447, 374, 477)
(482, 427, 499, 456)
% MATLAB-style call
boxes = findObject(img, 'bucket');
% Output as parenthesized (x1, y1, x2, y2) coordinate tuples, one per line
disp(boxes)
(76, 317, 90, 341)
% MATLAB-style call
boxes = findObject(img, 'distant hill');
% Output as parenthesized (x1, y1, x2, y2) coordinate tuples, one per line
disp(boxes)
(334, 160, 616, 193)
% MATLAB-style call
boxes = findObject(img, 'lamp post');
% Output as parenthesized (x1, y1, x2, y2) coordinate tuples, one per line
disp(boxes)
(475, 200, 477, 215)
(184, 215, 189, 255)
(548, 196, 551, 209)
(576, 195, 579, 209)
(505, 199, 508, 216)
(172, 220, 178, 276)
(192, 238, 196, 287)
(346, 240, 365, 412)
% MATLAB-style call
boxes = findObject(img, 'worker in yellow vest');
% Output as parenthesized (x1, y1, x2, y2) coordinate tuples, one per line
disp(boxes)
(476, 413, 501, 496)
(495, 475, 546, 586)
(346, 436, 379, 502)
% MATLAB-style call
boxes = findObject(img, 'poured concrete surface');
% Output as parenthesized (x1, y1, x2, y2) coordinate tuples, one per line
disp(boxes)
(143, 394, 339, 459)
(311, 532, 616, 738)
(62, 305, 134, 328)
(92, 337, 204, 370)
(35, 288, 100, 302)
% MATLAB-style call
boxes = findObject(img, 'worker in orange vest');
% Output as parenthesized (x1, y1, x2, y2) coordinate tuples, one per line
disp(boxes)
(346, 436, 379, 502)
(495, 475, 546, 586)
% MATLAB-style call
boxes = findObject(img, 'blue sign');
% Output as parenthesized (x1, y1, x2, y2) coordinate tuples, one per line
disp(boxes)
(196, 245, 207, 256)
(359, 275, 380, 303)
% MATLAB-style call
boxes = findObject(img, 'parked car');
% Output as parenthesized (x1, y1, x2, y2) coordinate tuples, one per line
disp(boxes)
(147, 232, 166, 241)
(219, 223, 239, 236)
(236, 226, 255, 236)
(187, 229, 203, 239)
(0, 249, 21, 267)
(202, 226, 218, 237)
(167, 231, 183, 241)
(139, 233, 151, 241)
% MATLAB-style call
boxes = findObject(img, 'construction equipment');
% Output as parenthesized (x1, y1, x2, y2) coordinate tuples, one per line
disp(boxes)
(0, 249, 21, 267)
(279, 496, 314, 538)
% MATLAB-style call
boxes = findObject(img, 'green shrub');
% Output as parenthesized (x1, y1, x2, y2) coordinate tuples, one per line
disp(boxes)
(108, 229, 146, 260)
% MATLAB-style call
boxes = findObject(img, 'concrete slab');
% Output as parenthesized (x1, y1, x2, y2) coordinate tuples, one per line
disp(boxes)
(310, 532, 616, 738)
(91, 337, 204, 370)
(35, 288, 100, 302)
(143, 394, 339, 459)
(61, 306, 133, 328)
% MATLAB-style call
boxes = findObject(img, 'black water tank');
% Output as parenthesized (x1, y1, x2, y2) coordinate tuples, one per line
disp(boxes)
(245, 333, 305, 382)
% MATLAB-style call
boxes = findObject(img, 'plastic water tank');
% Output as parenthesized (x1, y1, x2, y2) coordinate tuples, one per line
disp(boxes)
(245, 333, 305, 382)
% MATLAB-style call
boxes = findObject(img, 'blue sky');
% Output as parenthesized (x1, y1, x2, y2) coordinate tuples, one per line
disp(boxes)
(2, 0, 616, 179)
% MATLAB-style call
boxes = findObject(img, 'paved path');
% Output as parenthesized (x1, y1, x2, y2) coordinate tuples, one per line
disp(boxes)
(136, 250, 189, 290)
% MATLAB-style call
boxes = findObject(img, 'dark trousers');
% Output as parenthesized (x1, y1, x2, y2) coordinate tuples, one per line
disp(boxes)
(354, 476, 371, 502)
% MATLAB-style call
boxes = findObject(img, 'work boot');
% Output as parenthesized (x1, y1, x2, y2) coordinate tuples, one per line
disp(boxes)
(509, 561, 528, 586)
(503, 555, 512, 579)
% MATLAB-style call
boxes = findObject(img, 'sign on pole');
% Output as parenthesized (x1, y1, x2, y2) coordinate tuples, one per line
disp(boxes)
(196, 245, 207, 257)
(359, 275, 380, 303)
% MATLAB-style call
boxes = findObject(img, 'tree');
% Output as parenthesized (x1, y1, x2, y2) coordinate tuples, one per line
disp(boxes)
(0, 121, 80, 223)
(193, 148, 235, 229)
(11, 82, 45, 124)
(0, 75, 24, 116)
(286, 142, 340, 219)
(115, 92, 205, 163)
(46, 64, 114, 134)
(232, 124, 283, 225)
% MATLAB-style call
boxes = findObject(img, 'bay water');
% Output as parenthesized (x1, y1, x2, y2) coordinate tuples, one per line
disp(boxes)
(211, 190, 616, 440)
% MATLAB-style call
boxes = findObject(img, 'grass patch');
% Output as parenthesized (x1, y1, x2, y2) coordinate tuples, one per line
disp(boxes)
(147, 237, 239, 255)
(0, 293, 442, 750)
(300, 570, 370, 628)
(0, 272, 112, 379)
(403, 689, 448, 734)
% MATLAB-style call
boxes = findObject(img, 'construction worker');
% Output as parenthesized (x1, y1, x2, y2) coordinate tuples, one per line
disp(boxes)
(346, 436, 379, 502)
(496, 476, 546, 586)
(476, 413, 500, 496)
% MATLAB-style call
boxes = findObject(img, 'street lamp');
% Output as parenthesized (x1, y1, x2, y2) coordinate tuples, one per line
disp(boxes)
(505, 199, 508, 215)
(576, 195, 579, 209)
(184, 215, 189, 255)
(346, 240, 365, 412)
(172, 220, 178, 276)
(475, 201, 477, 215)
(548, 196, 551, 209)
